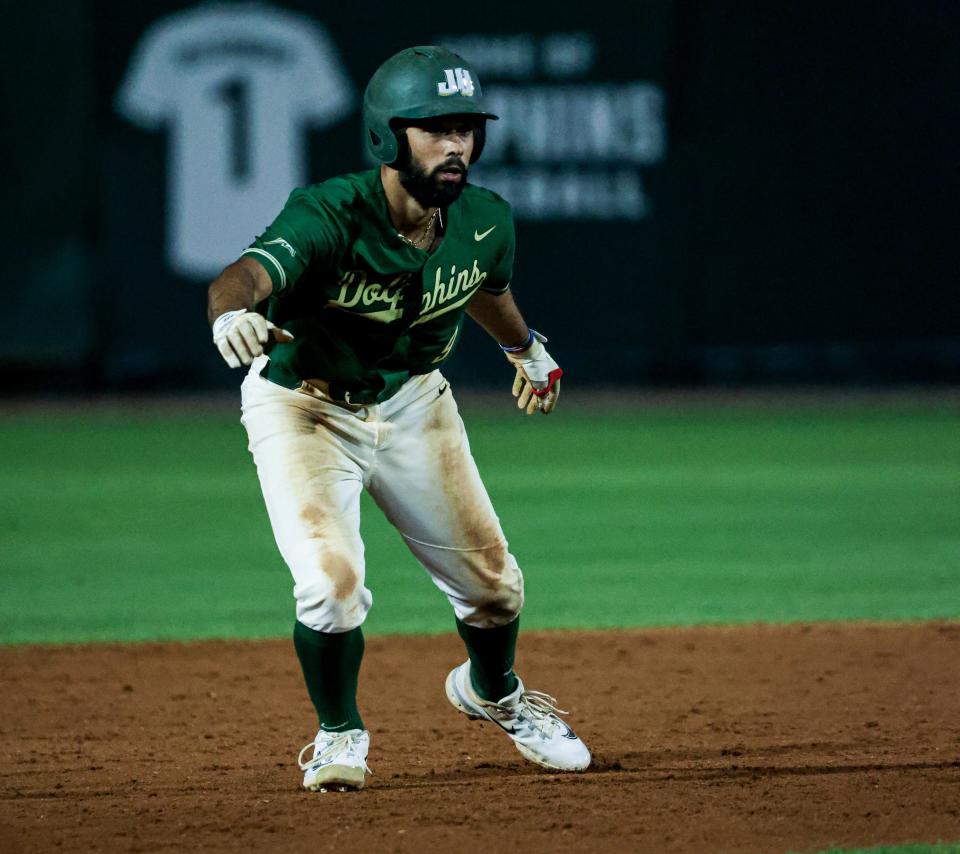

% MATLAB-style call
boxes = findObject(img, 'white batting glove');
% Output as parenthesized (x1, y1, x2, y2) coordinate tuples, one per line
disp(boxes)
(502, 330, 563, 415)
(212, 309, 294, 369)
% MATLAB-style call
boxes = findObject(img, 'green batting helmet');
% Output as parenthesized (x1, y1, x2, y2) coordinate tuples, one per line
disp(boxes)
(363, 46, 498, 165)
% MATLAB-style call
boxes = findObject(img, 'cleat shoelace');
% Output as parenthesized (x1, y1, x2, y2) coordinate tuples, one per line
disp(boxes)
(490, 690, 570, 739)
(297, 732, 372, 773)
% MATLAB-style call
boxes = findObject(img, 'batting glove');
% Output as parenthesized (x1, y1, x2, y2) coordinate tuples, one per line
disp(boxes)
(502, 329, 563, 415)
(212, 309, 294, 369)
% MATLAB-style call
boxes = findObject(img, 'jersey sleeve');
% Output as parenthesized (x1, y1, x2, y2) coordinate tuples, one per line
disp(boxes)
(242, 188, 347, 294)
(291, 22, 353, 124)
(115, 18, 178, 128)
(479, 205, 515, 294)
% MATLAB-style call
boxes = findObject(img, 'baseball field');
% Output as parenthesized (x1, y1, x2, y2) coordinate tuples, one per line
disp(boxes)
(1, 389, 958, 853)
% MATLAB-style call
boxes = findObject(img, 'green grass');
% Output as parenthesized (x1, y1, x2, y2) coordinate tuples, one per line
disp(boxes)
(1, 403, 958, 643)
(802, 844, 960, 854)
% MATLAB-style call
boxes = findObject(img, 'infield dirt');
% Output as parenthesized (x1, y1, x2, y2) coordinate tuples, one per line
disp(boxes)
(2, 623, 958, 854)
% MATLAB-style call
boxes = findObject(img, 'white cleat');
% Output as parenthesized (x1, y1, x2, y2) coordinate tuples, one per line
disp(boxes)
(298, 728, 370, 792)
(445, 661, 591, 771)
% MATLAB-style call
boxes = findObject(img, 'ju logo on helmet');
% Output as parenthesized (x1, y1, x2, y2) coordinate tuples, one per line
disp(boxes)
(437, 68, 475, 97)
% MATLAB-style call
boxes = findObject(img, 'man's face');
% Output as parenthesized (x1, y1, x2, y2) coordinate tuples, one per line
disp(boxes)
(395, 116, 479, 207)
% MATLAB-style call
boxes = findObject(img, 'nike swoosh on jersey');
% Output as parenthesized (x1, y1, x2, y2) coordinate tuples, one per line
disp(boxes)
(474, 226, 496, 241)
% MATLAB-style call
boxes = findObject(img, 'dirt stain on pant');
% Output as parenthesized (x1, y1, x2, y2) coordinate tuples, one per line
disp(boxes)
(417, 397, 524, 624)
(428, 403, 505, 559)
(299, 503, 359, 601)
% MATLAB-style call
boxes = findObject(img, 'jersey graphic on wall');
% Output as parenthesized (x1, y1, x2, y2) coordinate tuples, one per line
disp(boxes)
(116, 2, 353, 279)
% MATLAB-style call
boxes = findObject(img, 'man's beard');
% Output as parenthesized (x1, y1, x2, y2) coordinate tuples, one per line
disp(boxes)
(397, 153, 468, 208)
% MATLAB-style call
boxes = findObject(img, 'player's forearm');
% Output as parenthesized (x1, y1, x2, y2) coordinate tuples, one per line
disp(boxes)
(466, 290, 530, 349)
(207, 258, 273, 325)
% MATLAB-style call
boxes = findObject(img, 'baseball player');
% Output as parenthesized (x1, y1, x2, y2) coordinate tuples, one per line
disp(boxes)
(207, 46, 590, 792)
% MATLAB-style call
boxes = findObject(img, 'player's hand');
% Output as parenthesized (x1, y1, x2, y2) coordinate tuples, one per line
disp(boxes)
(212, 309, 294, 368)
(504, 330, 563, 415)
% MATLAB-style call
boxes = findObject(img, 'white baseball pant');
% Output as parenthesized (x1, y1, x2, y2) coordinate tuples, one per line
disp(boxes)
(240, 357, 524, 634)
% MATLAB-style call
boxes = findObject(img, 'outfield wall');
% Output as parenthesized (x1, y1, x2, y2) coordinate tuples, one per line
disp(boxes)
(4, 1, 958, 390)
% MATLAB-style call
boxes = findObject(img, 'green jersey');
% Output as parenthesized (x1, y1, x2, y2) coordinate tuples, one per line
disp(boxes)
(241, 169, 515, 404)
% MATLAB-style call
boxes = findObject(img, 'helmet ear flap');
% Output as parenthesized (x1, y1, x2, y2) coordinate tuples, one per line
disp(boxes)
(365, 120, 397, 164)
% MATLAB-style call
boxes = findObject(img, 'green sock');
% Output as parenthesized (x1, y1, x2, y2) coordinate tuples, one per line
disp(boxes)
(292, 621, 365, 733)
(455, 616, 520, 701)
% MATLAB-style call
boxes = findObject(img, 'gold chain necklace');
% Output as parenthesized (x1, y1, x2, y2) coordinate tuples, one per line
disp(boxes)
(397, 208, 441, 249)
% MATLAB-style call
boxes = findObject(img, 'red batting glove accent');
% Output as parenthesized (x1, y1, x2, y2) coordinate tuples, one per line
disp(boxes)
(531, 367, 564, 397)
